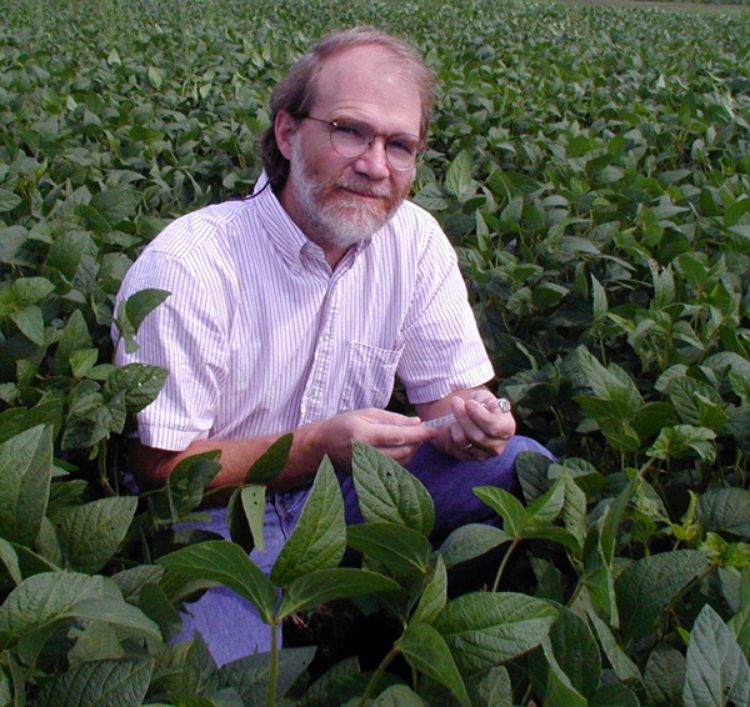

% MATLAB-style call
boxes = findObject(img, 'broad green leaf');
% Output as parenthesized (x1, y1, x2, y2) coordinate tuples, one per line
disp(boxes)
(647, 425, 717, 463)
(35, 658, 154, 707)
(561, 471, 587, 551)
(411, 555, 447, 625)
(147, 66, 164, 90)
(729, 606, 750, 655)
(10, 305, 44, 345)
(684, 604, 750, 707)
(67, 620, 124, 666)
(137, 582, 182, 640)
(589, 682, 640, 707)
(539, 636, 588, 707)
(0, 188, 21, 212)
(57, 496, 137, 573)
(399, 622, 470, 707)
(217, 646, 315, 705)
(157, 541, 276, 621)
(155, 451, 221, 521)
(89, 188, 142, 224)
(278, 568, 399, 618)
(444, 149, 475, 201)
(373, 685, 427, 706)
(244, 433, 292, 484)
(120, 288, 171, 336)
(346, 522, 432, 578)
(473, 486, 527, 537)
(352, 441, 435, 535)
(526, 475, 565, 526)
(644, 643, 686, 706)
(475, 666, 513, 707)
(0, 425, 53, 546)
(0, 539, 21, 586)
(0, 572, 158, 652)
(103, 363, 168, 413)
(586, 606, 642, 684)
(271, 458, 344, 587)
(516, 451, 554, 502)
(618, 550, 710, 642)
(433, 592, 557, 673)
(111, 565, 165, 602)
(241, 485, 266, 551)
(437, 523, 511, 569)
(582, 522, 619, 626)
(698, 488, 750, 539)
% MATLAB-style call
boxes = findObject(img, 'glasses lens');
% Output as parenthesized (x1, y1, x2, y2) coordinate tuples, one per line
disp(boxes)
(330, 124, 368, 157)
(386, 137, 420, 170)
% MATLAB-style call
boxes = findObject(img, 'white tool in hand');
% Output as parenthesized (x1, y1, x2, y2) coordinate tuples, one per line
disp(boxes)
(422, 397, 512, 429)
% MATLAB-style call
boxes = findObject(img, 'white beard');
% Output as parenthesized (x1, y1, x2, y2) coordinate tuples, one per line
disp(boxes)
(288, 138, 404, 249)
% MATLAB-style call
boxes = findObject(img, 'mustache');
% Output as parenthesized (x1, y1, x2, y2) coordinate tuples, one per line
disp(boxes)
(334, 178, 392, 199)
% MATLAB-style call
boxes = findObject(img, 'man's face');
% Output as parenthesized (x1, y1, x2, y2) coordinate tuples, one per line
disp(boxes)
(277, 45, 423, 253)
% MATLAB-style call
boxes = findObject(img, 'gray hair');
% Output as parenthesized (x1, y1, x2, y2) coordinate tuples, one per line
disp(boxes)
(259, 27, 435, 192)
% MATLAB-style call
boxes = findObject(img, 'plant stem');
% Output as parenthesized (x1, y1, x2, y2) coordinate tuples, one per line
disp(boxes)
(357, 645, 400, 706)
(493, 538, 520, 592)
(267, 618, 279, 707)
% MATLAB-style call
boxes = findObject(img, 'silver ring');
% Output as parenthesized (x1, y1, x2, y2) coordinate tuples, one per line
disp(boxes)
(463, 442, 474, 450)
(498, 398, 511, 414)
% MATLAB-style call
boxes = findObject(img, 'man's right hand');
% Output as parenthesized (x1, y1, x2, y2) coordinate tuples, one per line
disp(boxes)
(320, 408, 438, 469)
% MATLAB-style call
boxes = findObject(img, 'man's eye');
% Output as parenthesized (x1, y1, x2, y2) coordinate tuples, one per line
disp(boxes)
(388, 139, 417, 156)
(333, 124, 363, 139)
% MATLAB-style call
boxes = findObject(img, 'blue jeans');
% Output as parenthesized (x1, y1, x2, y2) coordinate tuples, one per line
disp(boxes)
(172, 436, 552, 666)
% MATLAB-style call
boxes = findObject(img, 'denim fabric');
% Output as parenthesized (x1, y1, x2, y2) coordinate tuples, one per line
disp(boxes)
(173, 436, 552, 665)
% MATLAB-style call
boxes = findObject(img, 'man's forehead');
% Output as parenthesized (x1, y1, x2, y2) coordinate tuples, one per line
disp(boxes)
(311, 45, 421, 126)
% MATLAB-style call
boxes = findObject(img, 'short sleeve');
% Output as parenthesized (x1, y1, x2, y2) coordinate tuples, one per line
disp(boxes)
(113, 251, 229, 450)
(397, 220, 494, 403)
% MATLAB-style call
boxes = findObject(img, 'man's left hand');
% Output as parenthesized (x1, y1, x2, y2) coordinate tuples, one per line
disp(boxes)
(434, 390, 516, 461)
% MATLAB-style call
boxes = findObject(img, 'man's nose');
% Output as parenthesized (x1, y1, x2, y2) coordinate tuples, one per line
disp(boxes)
(353, 138, 390, 179)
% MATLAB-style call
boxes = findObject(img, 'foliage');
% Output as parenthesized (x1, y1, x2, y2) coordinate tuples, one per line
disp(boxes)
(0, 0, 748, 703)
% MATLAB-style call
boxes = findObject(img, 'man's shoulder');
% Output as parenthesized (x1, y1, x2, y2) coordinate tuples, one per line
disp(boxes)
(145, 198, 257, 261)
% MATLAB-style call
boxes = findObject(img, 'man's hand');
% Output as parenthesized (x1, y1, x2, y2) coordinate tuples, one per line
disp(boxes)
(428, 390, 516, 461)
(321, 408, 438, 469)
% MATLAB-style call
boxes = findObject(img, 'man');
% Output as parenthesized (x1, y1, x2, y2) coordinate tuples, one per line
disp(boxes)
(115, 27, 550, 665)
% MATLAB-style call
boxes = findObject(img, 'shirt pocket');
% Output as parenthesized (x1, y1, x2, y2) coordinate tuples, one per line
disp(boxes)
(340, 341, 404, 412)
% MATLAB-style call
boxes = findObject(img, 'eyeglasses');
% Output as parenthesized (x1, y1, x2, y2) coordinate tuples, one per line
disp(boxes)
(302, 116, 422, 171)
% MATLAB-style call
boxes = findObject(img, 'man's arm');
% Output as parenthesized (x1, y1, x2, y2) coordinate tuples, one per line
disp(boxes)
(131, 407, 438, 497)
(416, 386, 516, 461)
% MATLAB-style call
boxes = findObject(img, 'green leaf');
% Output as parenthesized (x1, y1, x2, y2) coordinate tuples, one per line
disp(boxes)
(473, 486, 527, 537)
(118, 288, 171, 339)
(35, 658, 154, 707)
(0, 573, 159, 652)
(103, 363, 168, 413)
(551, 605, 602, 697)
(0, 539, 22, 586)
(644, 643, 686, 706)
(89, 187, 142, 224)
(352, 442, 435, 535)
(217, 646, 316, 705)
(433, 592, 557, 674)
(617, 550, 710, 643)
(240, 485, 267, 551)
(647, 425, 716, 463)
(346, 522, 432, 578)
(582, 522, 619, 626)
(399, 622, 470, 707)
(698, 488, 750, 539)
(444, 149, 475, 201)
(244, 433, 292, 484)
(437, 523, 511, 569)
(271, 458, 345, 587)
(373, 684, 427, 705)
(57, 496, 137, 573)
(411, 555, 448, 625)
(157, 541, 276, 622)
(540, 636, 588, 707)
(278, 567, 399, 618)
(111, 565, 165, 602)
(0, 425, 53, 546)
(0, 188, 21, 212)
(589, 682, 640, 707)
(526, 475, 565, 526)
(147, 66, 164, 90)
(10, 305, 45, 345)
(586, 606, 642, 684)
(475, 666, 513, 707)
(684, 604, 750, 707)
(155, 451, 221, 521)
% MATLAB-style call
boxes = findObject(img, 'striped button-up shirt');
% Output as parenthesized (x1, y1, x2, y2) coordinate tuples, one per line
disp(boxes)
(114, 174, 494, 451)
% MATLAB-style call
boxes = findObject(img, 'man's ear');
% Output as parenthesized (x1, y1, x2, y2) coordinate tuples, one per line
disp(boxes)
(275, 110, 298, 160)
